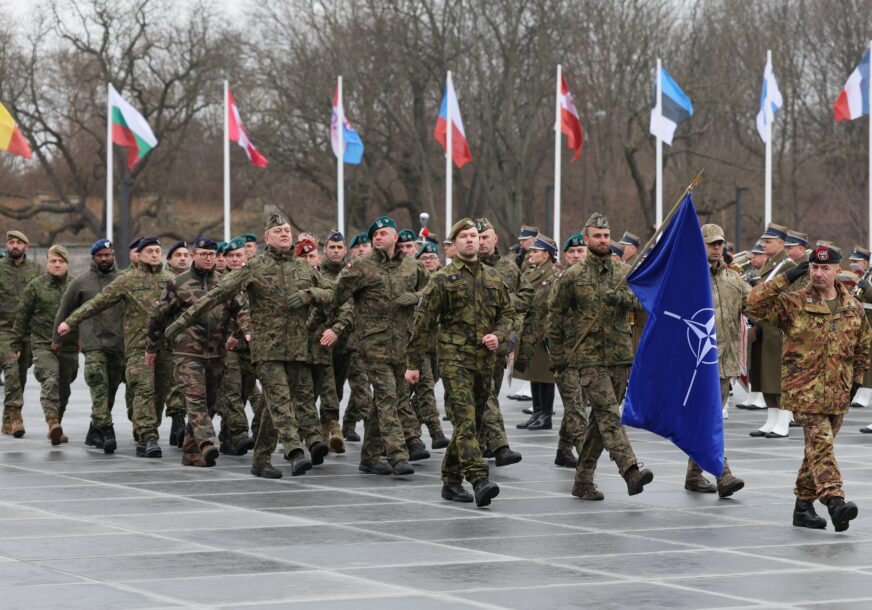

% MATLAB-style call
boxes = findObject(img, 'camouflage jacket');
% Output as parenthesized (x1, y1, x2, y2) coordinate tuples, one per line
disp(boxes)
(710, 259, 751, 377)
(517, 260, 561, 367)
(334, 247, 427, 365)
(52, 261, 124, 354)
(0, 255, 41, 340)
(64, 262, 174, 355)
(746, 274, 872, 414)
(480, 251, 534, 356)
(546, 253, 640, 369)
(12, 272, 77, 353)
(172, 247, 332, 364)
(146, 264, 248, 359)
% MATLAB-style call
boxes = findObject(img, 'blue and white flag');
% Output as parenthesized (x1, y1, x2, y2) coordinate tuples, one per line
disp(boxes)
(756, 58, 783, 142)
(649, 66, 693, 146)
(622, 193, 724, 475)
(331, 84, 364, 165)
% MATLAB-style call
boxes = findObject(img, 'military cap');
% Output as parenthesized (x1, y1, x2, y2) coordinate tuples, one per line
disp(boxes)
(563, 233, 585, 251)
(326, 229, 345, 242)
(618, 231, 641, 247)
(137, 236, 160, 252)
(516, 224, 539, 239)
(264, 213, 288, 232)
(416, 242, 439, 258)
(701, 223, 726, 244)
(609, 241, 625, 257)
(584, 212, 609, 229)
(810, 246, 842, 264)
(838, 270, 857, 286)
(193, 236, 218, 251)
(449, 217, 477, 241)
(442, 237, 453, 245)
(475, 218, 494, 233)
(243, 233, 258, 243)
(424, 234, 439, 245)
(48, 244, 69, 262)
(349, 232, 370, 248)
(6, 230, 29, 244)
(90, 238, 114, 255)
(785, 231, 809, 247)
(128, 237, 143, 251)
(165, 241, 186, 258)
(751, 242, 766, 254)
(397, 229, 417, 243)
(367, 215, 397, 241)
(529, 234, 557, 257)
(294, 238, 317, 257)
(760, 222, 788, 240)
(226, 237, 246, 252)
(815, 239, 835, 249)
(849, 246, 870, 261)
(216, 241, 228, 254)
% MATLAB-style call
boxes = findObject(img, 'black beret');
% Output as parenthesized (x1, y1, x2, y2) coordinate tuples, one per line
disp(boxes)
(136, 237, 160, 252)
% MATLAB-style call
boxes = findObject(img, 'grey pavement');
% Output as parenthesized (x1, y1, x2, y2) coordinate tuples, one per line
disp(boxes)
(2, 361, 872, 609)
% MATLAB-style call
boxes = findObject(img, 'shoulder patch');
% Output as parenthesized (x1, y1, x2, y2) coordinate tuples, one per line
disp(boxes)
(448, 273, 461, 282)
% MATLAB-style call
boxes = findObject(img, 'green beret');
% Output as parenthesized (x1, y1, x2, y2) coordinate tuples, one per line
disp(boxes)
(349, 232, 371, 248)
(243, 233, 257, 243)
(563, 233, 585, 251)
(226, 237, 246, 252)
(397, 229, 417, 243)
(584, 212, 609, 229)
(367, 215, 397, 241)
(449, 218, 477, 241)
(264, 214, 288, 232)
(214, 240, 227, 254)
(416, 242, 439, 258)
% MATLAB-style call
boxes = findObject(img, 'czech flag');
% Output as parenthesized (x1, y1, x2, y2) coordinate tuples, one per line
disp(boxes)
(434, 75, 472, 168)
(834, 49, 870, 122)
(0, 100, 32, 159)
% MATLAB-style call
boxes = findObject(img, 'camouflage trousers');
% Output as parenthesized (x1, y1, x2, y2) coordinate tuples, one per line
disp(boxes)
(440, 363, 491, 485)
(793, 412, 845, 503)
(360, 361, 410, 466)
(687, 377, 733, 477)
(126, 350, 173, 441)
(341, 355, 373, 427)
(252, 361, 322, 466)
(575, 365, 637, 485)
(556, 368, 587, 452)
(165, 384, 187, 418)
(474, 361, 509, 452)
(410, 352, 443, 437)
(32, 349, 79, 423)
(312, 361, 340, 425)
(174, 355, 223, 455)
(83, 350, 125, 429)
(1, 338, 31, 421)
(215, 350, 259, 447)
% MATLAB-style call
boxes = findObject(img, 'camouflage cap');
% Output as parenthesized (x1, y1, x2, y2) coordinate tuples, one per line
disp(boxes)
(397, 229, 417, 243)
(475, 217, 494, 233)
(416, 242, 439, 258)
(6, 230, 28, 244)
(48, 244, 69, 262)
(701, 223, 726, 244)
(563, 233, 585, 251)
(367, 215, 397, 241)
(584, 212, 609, 229)
(449, 217, 477, 241)
(264, 213, 288, 232)
(226, 237, 246, 252)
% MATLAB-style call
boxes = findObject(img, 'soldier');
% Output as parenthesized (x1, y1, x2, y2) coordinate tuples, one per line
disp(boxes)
(396, 229, 418, 257)
(147, 237, 247, 467)
(332, 215, 426, 476)
(785, 231, 809, 263)
(126, 238, 142, 271)
(546, 212, 654, 501)
(562, 233, 586, 267)
(58, 237, 175, 458)
(348, 232, 372, 258)
(747, 246, 871, 532)
(748, 242, 768, 276)
(166, 241, 191, 274)
(406, 218, 515, 506)
(11, 245, 77, 445)
(165, 215, 332, 477)
(618, 231, 640, 263)
(684, 225, 746, 497)
(214, 242, 228, 273)
(53, 239, 124, 453)
(163, 240, 191, 447)
(443, 237, 457, 260)
(507, 224, 539, 271)
(417, 242, 441, 273)
(0, 230, 41, 438)
(609, 241, 624, 262)
(243, 233, 259, 260)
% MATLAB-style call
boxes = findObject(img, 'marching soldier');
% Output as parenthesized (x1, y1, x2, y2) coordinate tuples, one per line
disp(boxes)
(164, 240, 191, 446)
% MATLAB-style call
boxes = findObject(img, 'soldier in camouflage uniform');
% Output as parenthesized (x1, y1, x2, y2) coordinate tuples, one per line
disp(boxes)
(333, 215, 427, 476)
(53, 239, 125, 453)
(406, 218, 515, 506)
(0, 230, 41, 438)
(243, 233, 259, 260)
(163, 240, 192, 448)
(148, 237, 247, 467)
(59, 237, 175, 458)
(747, 245, 871, 532)
(166, 215, 332, 478)
(546, 212, 654, 501)
(11, 245, 77, 445)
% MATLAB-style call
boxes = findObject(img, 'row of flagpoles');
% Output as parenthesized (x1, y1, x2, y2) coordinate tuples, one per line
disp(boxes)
(1, 46, 871, 245)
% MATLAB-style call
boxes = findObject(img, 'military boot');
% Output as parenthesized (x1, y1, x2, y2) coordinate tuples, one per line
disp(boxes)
(136, 440, 147, 457)
(685, 473, 717, 493)
(9, 410, 25, 438)
(555, 448, 578, 468)
(169, 413, 185, 448)
(430, 429, 449, 450)
(527, 412, 552, 430)
(284, 448, 312, 476)
(392, 459, 414, 476)
(407, 439, 430, 461)
(145, 438, 162, 458)
(494, 446, 522, 467)
(826, 497, 859, 532)
(572, 481, 604, 501)
(327, 421, 346, 454)
(342, 422, 361, 442)
(233, 435, 255, 455)
(85, 424, 104, 449)
(516, 411, 539, 429)
(309, 441, 329, 465)
(251, 463, 283, 479)
(716, 473, 745, 498)
(793, 498, 827, 529)
(201, 443, 219, 467)
(0, 421, 12, 435)
(472, 478, 500, 507)
(359, 460, 392, 475)
(46, 418, 63, 446)
(441, 483, 473, 503)
(623, 464, 654, 496)
(59, 433, 69, 444)
(101, 426, 117, 454)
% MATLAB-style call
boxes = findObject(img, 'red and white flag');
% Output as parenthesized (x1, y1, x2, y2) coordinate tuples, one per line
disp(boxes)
(560, 75, 583, 161)
(434, 76, 472, 168)
(228, 88, 267, 168)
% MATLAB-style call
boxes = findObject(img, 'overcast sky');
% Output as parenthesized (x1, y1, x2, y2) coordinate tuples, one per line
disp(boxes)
(3, 0, 248, 21)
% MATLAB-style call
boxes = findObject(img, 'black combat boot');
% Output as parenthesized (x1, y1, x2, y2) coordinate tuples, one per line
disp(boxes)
(284, 448, 312, 476)
(234, 436, 255, 455)
(554, 448, 577, 468)
(168, 413, 185, 448)
(342, 422, 360, 442)
(441, 483, 474, 503)
(392, 459, 414, 476)
(101, 426, 117, 454)
(826, 497, 859, 532)
(527, 412, 552, 430)
(358, 461, 392, 475)
(85, 424, 104, 448)
(516, 411, 540, 429)
(309, 441, 329, 466)
(201, 443, 219, 467)
(792, 498, 827, 529)
(431, 430, 449, 449)
(493, 446, 522, 467)
(472, 478, 500, 507)
(145, 438, 162, 458)
(407, 439, 430, 461)
(251, 463, 283, 479)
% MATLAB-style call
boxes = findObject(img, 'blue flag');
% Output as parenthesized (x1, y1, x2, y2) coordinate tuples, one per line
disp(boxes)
(622, 193, 724, 475)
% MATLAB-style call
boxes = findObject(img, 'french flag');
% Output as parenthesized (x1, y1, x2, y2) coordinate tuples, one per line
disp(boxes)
(834, 49, 870, 122)
(434, 75, 472, 168)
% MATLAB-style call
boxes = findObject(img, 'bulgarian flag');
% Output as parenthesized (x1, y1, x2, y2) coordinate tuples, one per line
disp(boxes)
(0, 100, 32, 159)
(109, 84, 158, 169)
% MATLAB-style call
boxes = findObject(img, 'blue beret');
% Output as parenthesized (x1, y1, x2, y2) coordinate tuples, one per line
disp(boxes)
(193, 236, 218, 251)
(91, 239, 114, 255)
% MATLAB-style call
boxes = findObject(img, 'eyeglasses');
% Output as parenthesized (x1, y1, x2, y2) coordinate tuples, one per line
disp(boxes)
(195, 251, 216, 258)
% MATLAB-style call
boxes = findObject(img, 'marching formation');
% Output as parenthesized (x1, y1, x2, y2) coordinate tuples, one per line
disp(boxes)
(0, 209, 868, 532)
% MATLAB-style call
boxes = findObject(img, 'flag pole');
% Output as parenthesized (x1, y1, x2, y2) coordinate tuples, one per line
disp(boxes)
(764, 50, 773, 228)
(553, 64, 562, 245)
(337, 76, 345, 237)
(868, 40, 872, 251)
(656, 58, 663, 226)
(445, 71, 453, 261)
(223, 80, 231, 242)
(106, 83, 113, 242)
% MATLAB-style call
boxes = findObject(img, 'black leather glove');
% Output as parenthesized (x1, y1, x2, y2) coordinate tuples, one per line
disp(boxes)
(747, 276, 760, 287)
(784, 261, 809, 284)
(851, 383, 862, 401)
(603, 290, 622, 306)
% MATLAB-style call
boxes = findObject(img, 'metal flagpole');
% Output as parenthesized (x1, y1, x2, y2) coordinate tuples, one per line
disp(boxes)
(656, 58, 663, 226)
(764, 50, 773, 228)
(868, 40, 872, 251)
(106, 83, 113, 241)
(338, 76, 345, 237)
(445, 71, 453, 260)
(554, 64, 562, 245)
(223, 80, 231, 242)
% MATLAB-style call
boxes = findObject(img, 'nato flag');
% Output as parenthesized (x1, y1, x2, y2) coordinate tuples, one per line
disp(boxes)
(622, 193, 724, 476)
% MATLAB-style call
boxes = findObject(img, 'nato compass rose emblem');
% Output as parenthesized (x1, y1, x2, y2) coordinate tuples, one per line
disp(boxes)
(663, 307, 718, 406)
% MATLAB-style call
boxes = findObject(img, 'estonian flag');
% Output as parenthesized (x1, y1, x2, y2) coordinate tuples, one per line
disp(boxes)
(649, 66, 693, 146)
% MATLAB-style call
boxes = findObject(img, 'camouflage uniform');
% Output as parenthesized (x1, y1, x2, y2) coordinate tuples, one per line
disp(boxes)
(334, 248, 427, 466)
(546, 253, 642, 486)
(747, 274, 872, 502)
(0, 255, 40, 433)
(408, 258, 514, 485)
(63, 262, 175, 442)
(12, 272, 79, 428)
(163, 266, 189, 435)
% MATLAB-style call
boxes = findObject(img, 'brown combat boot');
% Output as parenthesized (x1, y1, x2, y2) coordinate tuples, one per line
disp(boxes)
(685, 472, 717, 493)
(8, 410, 25, 438)
(623, 463, 654, 496)
(716, 473, 745, 498)
(46, 417, 63, 446)
(1, 421, 12, 435)
(572, 481, 604, 501)
(327, 420, 346, 453)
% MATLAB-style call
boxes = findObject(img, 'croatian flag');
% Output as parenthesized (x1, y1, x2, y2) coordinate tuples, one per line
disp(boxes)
(228, 88, 268, 168)
(560, 75, 583, 161)
(331, 86, 364, 165)
(434, 75, 472, 168)
(649, 66, 693, 146)
(756, 58, 783, 142)
(834, 49, 870, 122)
